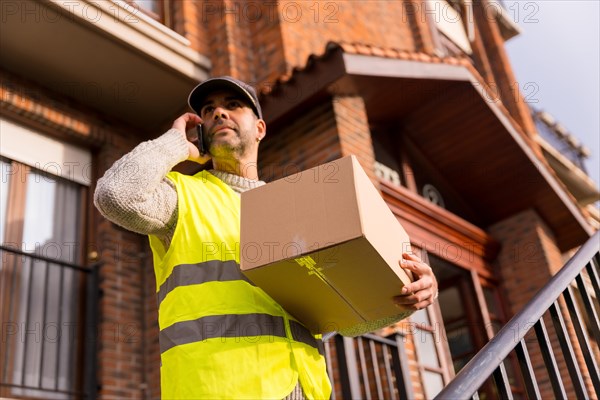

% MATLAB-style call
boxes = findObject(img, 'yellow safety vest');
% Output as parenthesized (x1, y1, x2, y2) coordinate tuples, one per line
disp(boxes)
(149, 170, 331, 400)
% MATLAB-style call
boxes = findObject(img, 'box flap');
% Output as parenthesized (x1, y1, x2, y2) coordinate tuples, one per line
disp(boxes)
(349, 156, 413, 285)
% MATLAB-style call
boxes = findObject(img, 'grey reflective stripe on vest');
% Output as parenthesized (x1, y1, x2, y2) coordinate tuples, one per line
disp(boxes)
(160, 313, 323, 355)
(289, 320, 321, 352)
(157, 260, 253, 305)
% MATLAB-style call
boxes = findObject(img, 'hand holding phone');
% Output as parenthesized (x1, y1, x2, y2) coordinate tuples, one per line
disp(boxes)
(171, 113, 210, 164)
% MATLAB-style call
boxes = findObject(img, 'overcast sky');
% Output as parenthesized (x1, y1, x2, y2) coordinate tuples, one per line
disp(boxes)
(502, 0, 600, 192)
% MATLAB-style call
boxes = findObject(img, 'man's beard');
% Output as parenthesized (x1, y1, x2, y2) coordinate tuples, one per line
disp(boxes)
(208, 128, 251, 158)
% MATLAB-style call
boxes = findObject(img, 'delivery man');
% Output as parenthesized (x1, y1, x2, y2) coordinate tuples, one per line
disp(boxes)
(94, 76, 438, 399)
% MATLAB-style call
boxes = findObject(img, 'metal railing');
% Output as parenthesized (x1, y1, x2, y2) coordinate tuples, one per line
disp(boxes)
(0, 245, 101, 399)
(435, 231, 600, 399)
(325, 332, 413, 399)
(534, 116, 588, 172)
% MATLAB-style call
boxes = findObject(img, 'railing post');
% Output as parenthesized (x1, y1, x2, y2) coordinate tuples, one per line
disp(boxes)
(514, 339, 542, 400)
(393, 334, 415, 400)
(491, 362, 513, 400)
(84, 262, 102, 400)
(340, 336, 362, 399)
(563, 285, 600, 393)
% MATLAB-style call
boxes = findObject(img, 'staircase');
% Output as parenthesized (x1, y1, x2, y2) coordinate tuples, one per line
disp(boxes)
(435, 231, 600, 399)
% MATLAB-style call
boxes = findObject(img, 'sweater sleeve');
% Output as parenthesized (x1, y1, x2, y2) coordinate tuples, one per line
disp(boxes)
(94, 129, 189, 238)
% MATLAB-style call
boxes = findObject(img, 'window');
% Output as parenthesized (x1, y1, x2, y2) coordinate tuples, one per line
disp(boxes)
(438, 286, 477, 371)
(428, 255, 489, 372)
(371, 126, 403, 187)
(406, 249, 453, 398)
(483, 286, 504, 335)
(426, 0, 473, 56)
(430, 254, 526, 398)
(135, 0, 161, 14)
(482, 283, 527, 397)
(128, 0, 170, 24)
(411, 308, 448, 398)
(0, 159, 9, 244)
(0, 119, 91, 399)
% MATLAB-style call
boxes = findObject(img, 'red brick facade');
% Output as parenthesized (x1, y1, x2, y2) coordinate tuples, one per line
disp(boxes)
(1, 1, 596, 399)
(333, 95, 378, 185)
(259, 100, 341, 179)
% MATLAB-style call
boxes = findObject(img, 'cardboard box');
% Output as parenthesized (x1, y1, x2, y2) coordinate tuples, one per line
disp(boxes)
(240, 155, 413, 335)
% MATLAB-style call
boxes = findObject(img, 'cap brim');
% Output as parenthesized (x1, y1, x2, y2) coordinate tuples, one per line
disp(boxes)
(188, 78, 261, 118)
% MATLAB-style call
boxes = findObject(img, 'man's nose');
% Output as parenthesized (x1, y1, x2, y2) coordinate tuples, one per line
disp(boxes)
(213, 106, 229, 120)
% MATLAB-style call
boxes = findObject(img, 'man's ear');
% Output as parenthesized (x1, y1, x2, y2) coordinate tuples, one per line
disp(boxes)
(256, 119, 266, 140)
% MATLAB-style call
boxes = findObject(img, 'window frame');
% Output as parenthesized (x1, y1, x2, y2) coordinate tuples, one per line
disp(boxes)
(126, 0, 171, 26)
(0, 158, 90, 398)
(410, 250, 454, 397)
(412, 306, 452, 398)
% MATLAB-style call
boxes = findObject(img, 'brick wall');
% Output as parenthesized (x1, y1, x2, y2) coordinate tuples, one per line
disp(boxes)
(247, 4, 288, 85)
(400, 322, 427, 399)
(489, 210, 556, 314)
(89, 110, 152, 400)
(172, 0, 539, 152)
(177, 1, 424, 88)
(142, 255, 161, 399)
(171, 1, 208, 56)
(93, 224, 147, 400)
(258, 100, 342, 180)
(258, 94, 377, 185)
(173, 0, 287, 85)
(489, 209, 554, 397)
(277, 0, 418, 71)
(332, 95, 378, 185)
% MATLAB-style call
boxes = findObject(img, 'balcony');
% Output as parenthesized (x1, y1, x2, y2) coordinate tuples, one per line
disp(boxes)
(535, 110, 588, 171)
(0, 0, 210, 130)
(533, 110, 600, 207)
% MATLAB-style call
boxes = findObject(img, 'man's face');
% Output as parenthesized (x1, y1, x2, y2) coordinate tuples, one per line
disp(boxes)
(198, 90, 265, 159)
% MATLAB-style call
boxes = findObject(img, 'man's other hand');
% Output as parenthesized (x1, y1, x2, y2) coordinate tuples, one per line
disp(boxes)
(393, 252, 438, 311)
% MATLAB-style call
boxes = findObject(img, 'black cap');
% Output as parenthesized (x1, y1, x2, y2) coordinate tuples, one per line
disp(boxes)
(188, 76, 263, 119)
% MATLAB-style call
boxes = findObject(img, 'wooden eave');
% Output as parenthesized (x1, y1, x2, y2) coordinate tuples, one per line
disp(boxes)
(260, 47, 593, 251)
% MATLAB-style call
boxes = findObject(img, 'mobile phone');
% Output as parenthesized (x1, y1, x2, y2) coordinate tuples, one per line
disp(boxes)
(196, 124, 207, 155)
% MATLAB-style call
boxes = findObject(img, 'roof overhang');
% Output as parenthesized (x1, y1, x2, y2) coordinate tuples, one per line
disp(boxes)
(0, 0, 210, 131)
(261, 47, 593, 251)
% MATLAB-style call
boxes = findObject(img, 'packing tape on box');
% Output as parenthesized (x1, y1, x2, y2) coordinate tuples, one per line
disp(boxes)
(293, 255, 365, 324)
(293, 254, 413, 337)
(294, 256, 328, 285)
